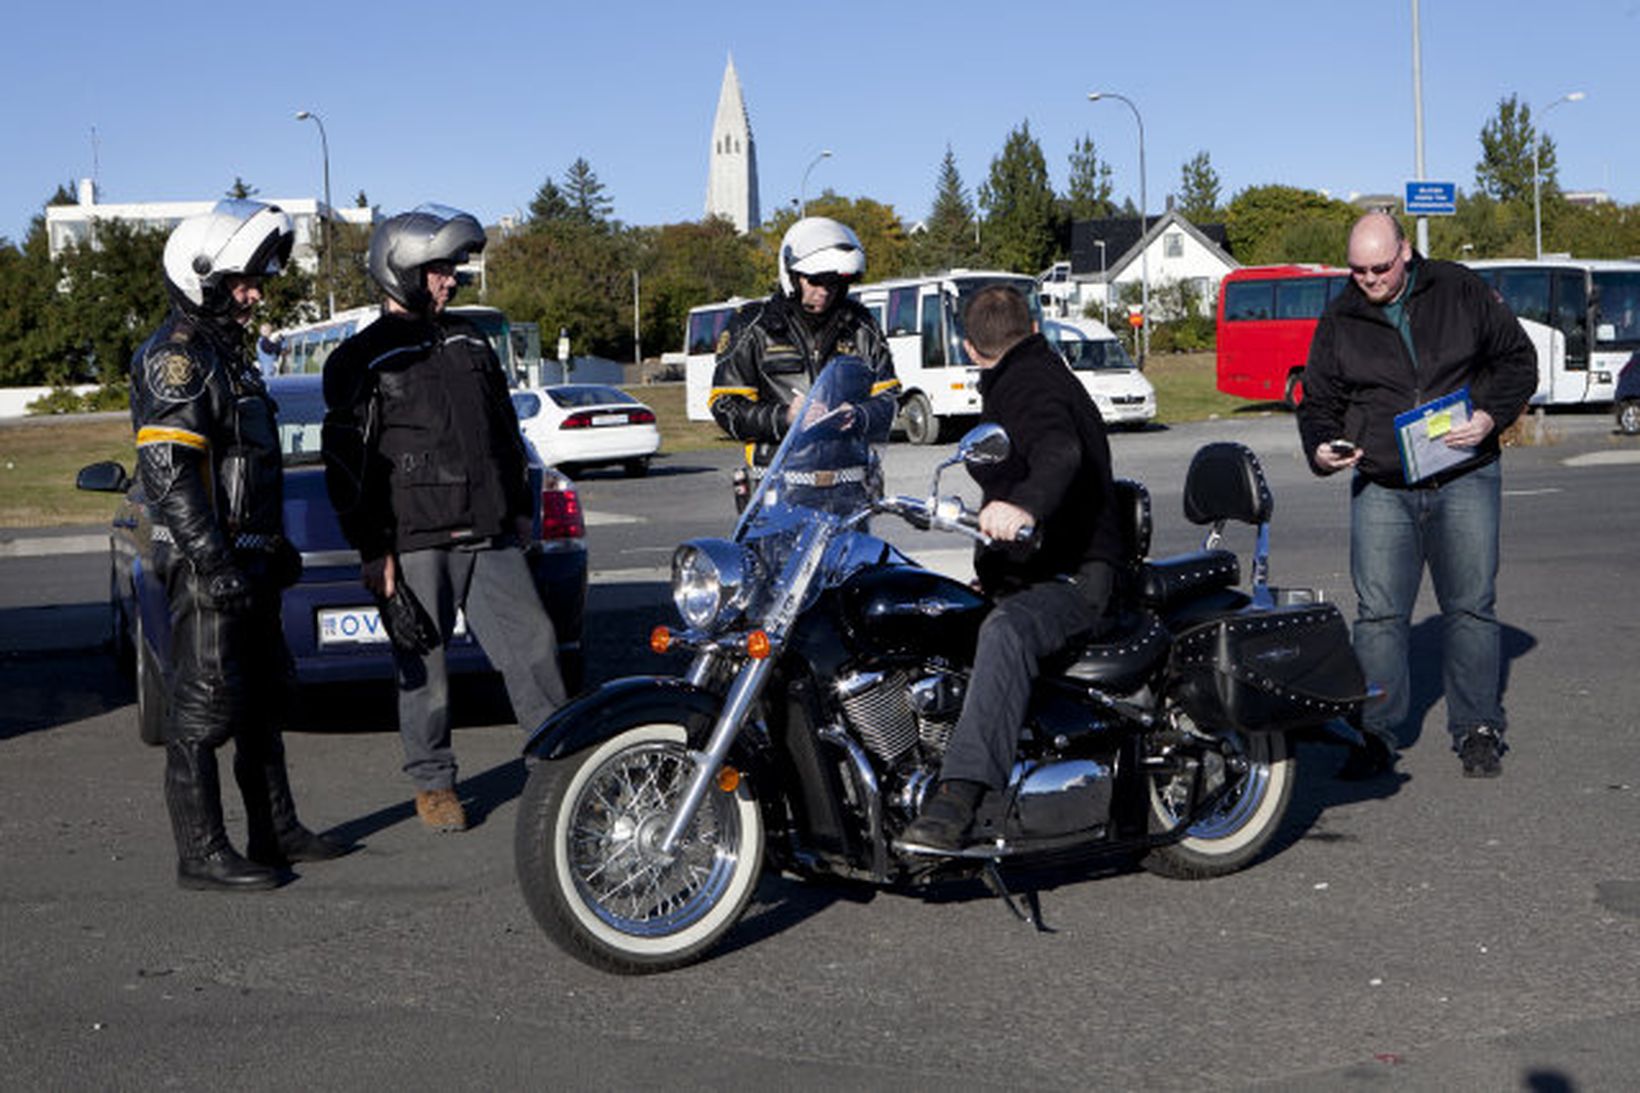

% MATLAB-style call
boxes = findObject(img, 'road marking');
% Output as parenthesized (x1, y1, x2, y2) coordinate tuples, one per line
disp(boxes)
(1504, 488, 1563, 497)
(585, 511, 643, 526)
(1563, 450, 1640, 467)
(0, 533, 107, 557)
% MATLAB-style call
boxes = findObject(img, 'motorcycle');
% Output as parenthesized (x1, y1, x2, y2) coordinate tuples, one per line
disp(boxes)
(516, 357, 1369, 974)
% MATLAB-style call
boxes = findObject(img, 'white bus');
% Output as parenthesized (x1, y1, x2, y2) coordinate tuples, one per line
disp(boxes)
(682, 271, 1042, 446)
(1464, 258, 1640, 407)
(271, 305, 541, 384)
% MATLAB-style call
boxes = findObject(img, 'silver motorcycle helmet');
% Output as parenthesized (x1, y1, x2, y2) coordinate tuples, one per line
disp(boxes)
(368, 204, 487, 312)
(777, 216, 866, 298)
(162, 199, 294, 315)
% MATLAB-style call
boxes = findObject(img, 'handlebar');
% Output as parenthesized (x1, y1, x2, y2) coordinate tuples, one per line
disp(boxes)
(874, 495, 1034, 547)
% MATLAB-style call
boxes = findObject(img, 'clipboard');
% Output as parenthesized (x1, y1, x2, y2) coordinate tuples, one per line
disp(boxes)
(1393, 386, 1474, 484)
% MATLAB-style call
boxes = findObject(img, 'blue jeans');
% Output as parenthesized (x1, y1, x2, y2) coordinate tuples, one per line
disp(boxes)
(1350, 460, 1503, 749)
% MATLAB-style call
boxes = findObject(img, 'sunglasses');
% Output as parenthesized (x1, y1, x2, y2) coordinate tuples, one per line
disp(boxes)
(1349, 255, 1400, 277)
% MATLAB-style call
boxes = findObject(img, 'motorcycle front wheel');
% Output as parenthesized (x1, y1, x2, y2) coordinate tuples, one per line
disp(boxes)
(1140, 729, 1294, 880)
(515, 722, 765, 974)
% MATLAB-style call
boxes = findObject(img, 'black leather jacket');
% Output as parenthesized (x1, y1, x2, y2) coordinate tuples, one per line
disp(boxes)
(709, 292, 899, 448)
(322, 309, 531, 561)
(130, 309, 284, 577)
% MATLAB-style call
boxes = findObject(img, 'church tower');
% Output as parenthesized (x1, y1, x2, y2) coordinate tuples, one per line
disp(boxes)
(704, 54, 760, 233)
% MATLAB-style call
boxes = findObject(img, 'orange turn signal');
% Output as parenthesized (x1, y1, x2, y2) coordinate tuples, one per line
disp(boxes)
(745, 630, 771, 659)
(716, 766, 741, 793)
(650, 626, 672, 654)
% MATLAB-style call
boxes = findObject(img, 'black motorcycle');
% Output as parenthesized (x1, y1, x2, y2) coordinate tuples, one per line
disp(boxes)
(516, 358, 1368, 974)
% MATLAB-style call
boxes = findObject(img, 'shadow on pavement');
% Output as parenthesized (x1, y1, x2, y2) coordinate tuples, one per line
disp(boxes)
(0, 646, 131, 741)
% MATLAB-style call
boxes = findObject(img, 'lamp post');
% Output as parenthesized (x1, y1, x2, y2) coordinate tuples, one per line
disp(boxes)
(1088, 91, 1147, 363)
(294, 109, 335, 317)
(1093, 240, 1108, 326)
(1533, 91, 1585, 260)
(799, 149, 832, 218)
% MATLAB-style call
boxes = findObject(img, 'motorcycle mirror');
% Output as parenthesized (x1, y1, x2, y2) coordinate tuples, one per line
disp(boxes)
(957, 423, 1010, 466)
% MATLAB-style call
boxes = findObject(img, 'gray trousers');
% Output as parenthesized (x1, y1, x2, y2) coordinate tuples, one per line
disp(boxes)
(939, 566, 1114, 790)
(393, 544, 566, 791)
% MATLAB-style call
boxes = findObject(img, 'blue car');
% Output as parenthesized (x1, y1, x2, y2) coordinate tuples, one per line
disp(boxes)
(77, 373, 588, 745)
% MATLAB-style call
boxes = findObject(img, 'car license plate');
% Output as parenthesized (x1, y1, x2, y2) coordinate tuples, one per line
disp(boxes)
(317, 606, 467, 647)
(591, 412, 627, 426)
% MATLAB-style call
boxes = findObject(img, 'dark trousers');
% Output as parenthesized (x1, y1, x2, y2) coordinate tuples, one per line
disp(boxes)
(939, 565, 1114, 789)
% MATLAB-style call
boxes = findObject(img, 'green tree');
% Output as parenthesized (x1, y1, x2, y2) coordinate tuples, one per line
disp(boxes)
(1222, 184, 1358, 264)
(1177, 151, 1222, 222)
(910, 145, 979, 273)
(1064, 134, 1116, 221)
(529, 177, 572, 224)
(486, 219, 637, 360)
(226, 177, 258, 199)
(1475, 94, 1553, 205)
(48, 219, 171, 384)
(563, 157, 614, 227)
(977, 120, 1058, 273)
(634, 218, 763, 353)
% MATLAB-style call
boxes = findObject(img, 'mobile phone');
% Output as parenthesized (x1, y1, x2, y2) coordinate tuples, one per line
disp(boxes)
(1327, 440, 1358, 456)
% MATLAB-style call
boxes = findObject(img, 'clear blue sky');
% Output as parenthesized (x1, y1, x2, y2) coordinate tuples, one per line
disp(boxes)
(4, 0, 1635, 248)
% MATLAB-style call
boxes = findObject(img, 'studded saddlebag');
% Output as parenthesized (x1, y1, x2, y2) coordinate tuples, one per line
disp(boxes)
(1168, 603, 1367, 733)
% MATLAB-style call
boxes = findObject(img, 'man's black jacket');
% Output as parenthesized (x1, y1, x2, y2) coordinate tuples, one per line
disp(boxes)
(970, 333, 1124, 594)
(321, 309, 531, 561)
(1298, 257, 1537, 485)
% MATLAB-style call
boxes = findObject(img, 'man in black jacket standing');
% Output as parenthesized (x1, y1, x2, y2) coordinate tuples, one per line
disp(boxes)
(902, 284, 1124, 850)
(1298, 211, 1536, 779)
(322, 205, 567, 832)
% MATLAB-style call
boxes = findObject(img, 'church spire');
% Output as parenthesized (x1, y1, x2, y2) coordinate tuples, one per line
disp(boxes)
(705, 53, 761, 233)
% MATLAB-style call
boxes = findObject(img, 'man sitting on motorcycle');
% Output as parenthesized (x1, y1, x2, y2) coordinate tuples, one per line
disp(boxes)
(902, 284, 1126, 851)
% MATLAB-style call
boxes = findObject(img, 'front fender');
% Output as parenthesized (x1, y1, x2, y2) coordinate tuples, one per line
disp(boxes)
(523, 676, 725, 761)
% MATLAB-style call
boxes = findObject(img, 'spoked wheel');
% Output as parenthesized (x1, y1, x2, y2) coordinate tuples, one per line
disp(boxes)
(901, 392, 942, 446)
(515, 723, 764, 974)
(1140, 722, 1295, 879)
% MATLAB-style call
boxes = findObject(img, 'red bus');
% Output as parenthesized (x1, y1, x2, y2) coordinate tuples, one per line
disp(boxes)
(1216, 265, 1348, 406)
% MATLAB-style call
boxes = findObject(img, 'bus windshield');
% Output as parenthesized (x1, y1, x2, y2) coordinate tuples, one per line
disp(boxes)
(1595, 270, 1640, 347)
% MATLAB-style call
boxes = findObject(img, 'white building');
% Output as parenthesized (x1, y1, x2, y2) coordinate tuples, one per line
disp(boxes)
(45, 179, 376, 271)
(704, 55, 760, 233)
(1048, 208, 1239, 324)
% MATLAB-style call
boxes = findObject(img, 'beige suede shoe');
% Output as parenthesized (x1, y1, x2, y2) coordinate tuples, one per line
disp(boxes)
(415, 788, 468, 833)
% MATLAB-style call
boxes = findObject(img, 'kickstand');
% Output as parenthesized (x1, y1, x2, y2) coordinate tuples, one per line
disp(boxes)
(981, 860, 1053, 933)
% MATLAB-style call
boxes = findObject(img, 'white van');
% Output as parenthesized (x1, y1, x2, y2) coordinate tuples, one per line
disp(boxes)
(1042, 317, 1157, 427)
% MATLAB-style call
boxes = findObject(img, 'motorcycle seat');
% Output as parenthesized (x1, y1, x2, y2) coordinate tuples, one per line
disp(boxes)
(1055, 609, 1170, 691)
(1139, 549, 1241, 613)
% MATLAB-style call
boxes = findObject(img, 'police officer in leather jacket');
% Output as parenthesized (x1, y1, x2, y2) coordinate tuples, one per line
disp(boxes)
(709, 217, 899, 505)
(132, 200, 347, 891)
(321, 205, 567, 834)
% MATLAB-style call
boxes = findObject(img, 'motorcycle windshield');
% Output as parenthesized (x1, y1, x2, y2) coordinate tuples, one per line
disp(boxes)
(734, 355, 892, 542)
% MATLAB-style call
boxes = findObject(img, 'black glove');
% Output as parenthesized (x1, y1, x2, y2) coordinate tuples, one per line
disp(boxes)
(197, 563, 254, 615)
(375, 582, 440, 656)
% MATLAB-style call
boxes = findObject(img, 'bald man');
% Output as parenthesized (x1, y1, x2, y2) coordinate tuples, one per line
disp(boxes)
(1297, 212, 1536, 780)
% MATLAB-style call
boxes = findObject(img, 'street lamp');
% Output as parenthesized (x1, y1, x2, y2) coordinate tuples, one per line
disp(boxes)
(1089, 91, 1147, 363)
(1533, 90, 1585, 260)
(799, 149, 832, 218)
(1092, 240, 1108, 326)
(294, 109, 335, 317)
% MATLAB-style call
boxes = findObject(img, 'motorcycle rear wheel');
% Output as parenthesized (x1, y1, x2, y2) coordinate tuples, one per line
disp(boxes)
(1140, 729, 1294, 880)
(515, 722, 765, 974)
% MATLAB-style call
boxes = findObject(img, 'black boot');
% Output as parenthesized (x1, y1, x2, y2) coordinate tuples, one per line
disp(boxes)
(167, 741, 280, 891)
(236, 734, 353, 867)
(902, 779, 987, 851)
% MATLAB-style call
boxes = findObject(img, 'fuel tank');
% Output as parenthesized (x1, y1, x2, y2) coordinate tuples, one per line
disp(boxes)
(835, 563, 990, 662)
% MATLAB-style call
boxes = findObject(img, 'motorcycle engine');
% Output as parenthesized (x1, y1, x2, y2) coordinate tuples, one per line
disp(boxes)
(834, 665, 965, 764)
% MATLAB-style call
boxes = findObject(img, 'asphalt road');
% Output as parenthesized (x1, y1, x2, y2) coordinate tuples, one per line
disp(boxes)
(3, 405, 1640, 1089)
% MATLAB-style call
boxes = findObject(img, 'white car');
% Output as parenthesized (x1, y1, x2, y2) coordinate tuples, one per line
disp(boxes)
(1042, 318, 1157, 427)
(512, 383, 661, 477)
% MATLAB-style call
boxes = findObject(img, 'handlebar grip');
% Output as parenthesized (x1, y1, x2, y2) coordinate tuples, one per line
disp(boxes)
(1015, 524, 1036, 544)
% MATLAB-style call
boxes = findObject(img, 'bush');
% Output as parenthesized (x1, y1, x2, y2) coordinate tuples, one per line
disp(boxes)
(24, 383, 130, 415)
(25, 387, 87, 415)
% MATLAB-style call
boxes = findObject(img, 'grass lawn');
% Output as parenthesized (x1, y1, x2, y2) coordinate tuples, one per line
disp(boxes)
(2, 351, 1257, 529)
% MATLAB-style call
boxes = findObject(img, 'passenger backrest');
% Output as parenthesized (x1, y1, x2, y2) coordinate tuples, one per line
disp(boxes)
(1182, 442, 1273, 528)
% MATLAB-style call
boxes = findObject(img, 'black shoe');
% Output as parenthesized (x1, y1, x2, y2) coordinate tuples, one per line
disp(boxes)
(177, 848, 282, 891)
(1458, 727, 1504, 778)
(1337, 734, 1397, 781)
(901, 780, 985, 851)
(248, 826, 354, 867)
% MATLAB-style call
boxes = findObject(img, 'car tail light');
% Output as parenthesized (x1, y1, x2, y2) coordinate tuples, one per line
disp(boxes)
(629, 408, 656, 425)
(560, 412, 594, 430)
(540, 481, 585, 540)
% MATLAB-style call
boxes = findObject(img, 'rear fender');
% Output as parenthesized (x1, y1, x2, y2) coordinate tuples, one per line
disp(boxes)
(523, 676, 726, 762)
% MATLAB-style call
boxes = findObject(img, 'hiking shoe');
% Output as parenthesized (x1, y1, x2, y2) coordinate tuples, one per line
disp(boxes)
(1337, 734, 1398, 781)
(1458, 727, 1504, 778)
(415, 788, 468, 832)
(901, 779, 985, 851)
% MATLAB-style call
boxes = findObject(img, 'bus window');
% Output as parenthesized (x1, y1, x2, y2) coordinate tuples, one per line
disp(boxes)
(1224, 280, 1274, 321)
(687, 307, 733, 355)
(887, 287, 918, 337)
(920, 294, 944, 368)
(1595, 270, 1640, 346)
(1495, 270, 1550, 324)
(1275, 278, 1330, 320)
(1553, 269, 1588, 369)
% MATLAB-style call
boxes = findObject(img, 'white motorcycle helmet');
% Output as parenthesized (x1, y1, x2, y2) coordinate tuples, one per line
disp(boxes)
(162, 200, 294, 314)
(777, 217, 866, 298)
(368, 204, 487, 313)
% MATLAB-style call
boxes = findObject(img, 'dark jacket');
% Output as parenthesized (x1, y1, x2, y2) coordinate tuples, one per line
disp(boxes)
(1298, 256, 1538, 485)
(130, 309, 284, 576)
(971, 333, 1124, 593)
(709, 292, 899, 447)
(322, 309, 531, 560)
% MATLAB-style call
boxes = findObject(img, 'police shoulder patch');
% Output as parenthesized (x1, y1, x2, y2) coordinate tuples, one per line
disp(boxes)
(144, 343, 210, 403)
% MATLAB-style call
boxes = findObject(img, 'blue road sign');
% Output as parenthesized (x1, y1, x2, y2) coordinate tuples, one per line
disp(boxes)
(1405, 181, 1457, 216)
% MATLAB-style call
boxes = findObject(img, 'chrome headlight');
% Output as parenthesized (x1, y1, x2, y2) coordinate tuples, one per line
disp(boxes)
(671, 538, 754, 631)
